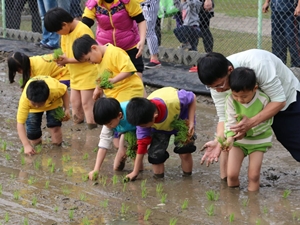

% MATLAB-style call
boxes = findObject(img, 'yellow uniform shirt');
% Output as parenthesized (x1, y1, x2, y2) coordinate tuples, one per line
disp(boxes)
(60, 21, 97, 90)
(17, 76, 67, 124)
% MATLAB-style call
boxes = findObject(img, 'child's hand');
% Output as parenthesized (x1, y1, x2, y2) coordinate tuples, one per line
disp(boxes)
(56, 55, 68, 67)
(88, 169, 99, 181)
(188, 121, 194, 136)
(108, 77, 116, 84)
(136, 40, 145, 58)
(124, 171, 138, 183)
(62, 108, 71, 121)
(93, 87, 103, 100)
(223, 137, 234, 152)
(24, 144, 36, 156)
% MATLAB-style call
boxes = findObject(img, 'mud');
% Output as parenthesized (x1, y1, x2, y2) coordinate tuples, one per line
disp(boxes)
(0, 53, 300, 225)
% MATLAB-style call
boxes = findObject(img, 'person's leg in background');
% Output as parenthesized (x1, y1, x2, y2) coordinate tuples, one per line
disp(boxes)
(142, 0, 161, 69)
(28, 0, 42, 33)
(187, 26, 202, 51)
(37, 0, 59, 49)
(173, 25, 192, 50)
(57, 0, 71, 14)
(199, 8, 214, 53)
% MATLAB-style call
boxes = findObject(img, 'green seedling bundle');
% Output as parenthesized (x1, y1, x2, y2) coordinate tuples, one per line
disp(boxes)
(170, 115, 192, 146)
(96, 69, 114, 89)
(124, 131, 137, 159)
(53, 107, 65, 121)
(53, 48, 63, 60)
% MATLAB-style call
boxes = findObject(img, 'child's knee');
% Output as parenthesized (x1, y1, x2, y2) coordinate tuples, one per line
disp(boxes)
(248, 172, 260, 184)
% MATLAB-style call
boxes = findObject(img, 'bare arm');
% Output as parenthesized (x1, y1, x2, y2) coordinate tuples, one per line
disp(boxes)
(17, 123, 36, 156)
(109, 72, 133, 84)
(188, 94, 196, 134)
(262, 0, 270, 13)
(62, 91, 70, 121)
(88, 148, 107, 180)
(136, 20, 146, 58)
(295, 0, 300, 16)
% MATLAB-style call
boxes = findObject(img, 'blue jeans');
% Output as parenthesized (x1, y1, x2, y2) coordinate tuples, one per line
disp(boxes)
(26, 109, 62, 140)
(173, 25, 202, 51)
(271, 10, 300, 67)
(37, 0, 59, 48)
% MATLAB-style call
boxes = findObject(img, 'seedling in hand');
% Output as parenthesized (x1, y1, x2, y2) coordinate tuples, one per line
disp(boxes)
(53, 48, 63, 60)
(96, 69, 114, 89)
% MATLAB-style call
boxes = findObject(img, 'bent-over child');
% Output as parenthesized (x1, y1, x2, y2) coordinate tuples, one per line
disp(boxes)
(72, 34, 144, 102)
(7, 51, 70, 88)
(17, 75, 70, 156)
(125, 87, 197, 181)
(88, 97, 140, 180)
(223, 67, 273, 191)
(44, 7, 98, 129)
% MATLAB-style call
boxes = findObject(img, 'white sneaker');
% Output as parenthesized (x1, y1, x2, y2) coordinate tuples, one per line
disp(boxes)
(178, 43, 192, 50)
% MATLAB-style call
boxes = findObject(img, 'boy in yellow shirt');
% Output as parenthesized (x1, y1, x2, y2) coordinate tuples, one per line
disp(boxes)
(17, 76, 70, 156)
(44, 7, 98, 129)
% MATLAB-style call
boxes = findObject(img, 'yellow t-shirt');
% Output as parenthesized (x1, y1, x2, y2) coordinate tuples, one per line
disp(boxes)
(30, 55, 70, 81)
(60, 21, 97, 90)
(83, 0, 142, 20)
(17, 76, 67, 124)
(97, 44, 144, 102)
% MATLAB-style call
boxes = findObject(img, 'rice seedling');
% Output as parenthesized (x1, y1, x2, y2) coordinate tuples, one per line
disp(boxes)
(5, 153, 11, 161)
(23, 217, 28, 225)
(156, 183, 164, 194)
(170, 115, 190, 146)
(52, 107, 65, 121)
(283, 189, 291, 198)
(82, 216, 90, 225)
(263, 206, 268, 214)
(206, 190, 219, 201)
(62, 155, 71, 163)
(256, 219, 261, 225)
(169, 218, 178, 225)
(160, 193, 168, 204)
(69, 209, 74, 220)
(141, 179, 147, 189)
(181, 199, 189, 210)
(205, 204, 215, 216)
(50, 163, 56, 173)
(120, 203, 129, 215)
(229, 213, 235, 222)
(19, 77, 24, 87)
(100, 175, 107, 186)
(100, 199, 109, 208)
(13, 190, 20, 200)
(142, 187, 148, 198)
(47, 158, 53, 167)
(2, 140, 7, 151)
(53, 48, 64, 60)
(242, 198, 249, 206)
(54, 206, 59, 212)
(83, 153, 89, 160)
(144, 209, 152, 221)
(123, 182, 127, 192)
(80, 193, 87, 201)
(10, 173, 16, 179)
(45, 181, 50, 189)
(32, 196, 37, 206)
(20, 146, 24, 153)
(96, 69, 114, 89)
(28, 176, 37, 185)
(35, 144, 42, 153)
(34, 160, 41, 170)
(62, 186, 70, 195)
(112, 175, 119, 185)
(67, 167, 73, 177)
(93, 147, 98, 152)
(21, 155, 25, 165)
(124, 131, 137, 159)
(4, 212, 9, 222)
(82, 174, 89, 182)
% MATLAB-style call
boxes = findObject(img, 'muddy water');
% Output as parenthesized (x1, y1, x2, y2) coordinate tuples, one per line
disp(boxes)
(1, 60, 300, 225)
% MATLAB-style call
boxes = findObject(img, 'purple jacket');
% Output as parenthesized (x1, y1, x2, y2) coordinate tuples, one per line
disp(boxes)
(85, 0, 140, 50)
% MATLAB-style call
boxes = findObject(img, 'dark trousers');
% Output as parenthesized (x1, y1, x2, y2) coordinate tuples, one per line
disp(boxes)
(272, 91, 300, 161)
(6, 0, 41, 33)
(173, 25, 202, 51)
(199, 9, 214, 53)
(271, 10, 300, 67)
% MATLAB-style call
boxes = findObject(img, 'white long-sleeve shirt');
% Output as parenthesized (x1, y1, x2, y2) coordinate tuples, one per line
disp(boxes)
(211, 49, 300, 122)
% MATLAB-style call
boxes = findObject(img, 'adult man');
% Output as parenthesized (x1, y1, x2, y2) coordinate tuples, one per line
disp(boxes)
(197, 49, 300, 180)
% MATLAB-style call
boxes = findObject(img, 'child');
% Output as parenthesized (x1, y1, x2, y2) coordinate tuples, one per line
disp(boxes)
(72, 34, 144, 102)
(44, 7, 98, 129)
(173, 0, 202, 51)
(223, 67, 273, 191)
(125, 87, 197, 181)
(88, 97, 140, 180)
(17, 75, 70, 156)
(7, 51, 70, 88)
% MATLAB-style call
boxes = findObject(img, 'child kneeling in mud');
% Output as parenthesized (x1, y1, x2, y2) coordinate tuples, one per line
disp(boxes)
(88, 97, 141, 180)
(17, 76, 70, 156)
(125, 87, 197, 181)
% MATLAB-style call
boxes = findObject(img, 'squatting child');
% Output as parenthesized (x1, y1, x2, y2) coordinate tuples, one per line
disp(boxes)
(17, 75, 70, 156)
(125, 87, 197, 181)
(44, 7, 98, 128)
(223, 67, 273, 191)
(88, 97, 141, 180)
(72, 34, 144, 102)
(7, 51, 70, 88)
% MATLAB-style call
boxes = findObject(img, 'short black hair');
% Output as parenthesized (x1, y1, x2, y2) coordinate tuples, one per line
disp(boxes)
(197, 52, 231, 85)
(229, 67, 257, 92)
(73, 34, 98, 61)
(44, 7, 73, 32)
(93, 97, 122, 125)
(26, 80, 49, 103)
(126, 97, 156, 125)
(7, 52, 31, 88)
